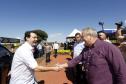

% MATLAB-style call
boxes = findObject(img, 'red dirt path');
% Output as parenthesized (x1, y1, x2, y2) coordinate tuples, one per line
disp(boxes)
(35, 54, 72, 84)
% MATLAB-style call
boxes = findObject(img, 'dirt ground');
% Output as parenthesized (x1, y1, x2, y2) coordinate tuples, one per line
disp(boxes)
(35, 54, 73, 84)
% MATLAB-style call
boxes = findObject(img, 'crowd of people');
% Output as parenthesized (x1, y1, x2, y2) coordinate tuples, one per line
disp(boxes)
(1, 24, 126, 84)
(56, 27, 126, 84)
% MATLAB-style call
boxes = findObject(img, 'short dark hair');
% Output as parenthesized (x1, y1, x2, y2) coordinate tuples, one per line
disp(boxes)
(24, 31, 36, 41)
(97, 30, 108, 38)
(75, 32, 81, 37)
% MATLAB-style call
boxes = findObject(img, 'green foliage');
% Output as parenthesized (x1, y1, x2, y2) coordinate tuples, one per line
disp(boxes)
(57, 49, 71, 55)
(3, 44, 8, 48)
(32, 29, 48, 42)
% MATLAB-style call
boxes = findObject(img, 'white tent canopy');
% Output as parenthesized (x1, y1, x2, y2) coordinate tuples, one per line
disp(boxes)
(66, 29, 81, 38)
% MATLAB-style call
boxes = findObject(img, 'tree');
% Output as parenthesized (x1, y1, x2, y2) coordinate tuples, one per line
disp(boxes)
(32, 29, 48, 43)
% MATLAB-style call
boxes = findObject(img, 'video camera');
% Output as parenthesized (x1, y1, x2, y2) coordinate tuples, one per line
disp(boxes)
(115, 21, 123, 26)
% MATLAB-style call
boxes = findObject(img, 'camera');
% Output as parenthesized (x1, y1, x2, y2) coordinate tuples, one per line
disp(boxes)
(115, 21, 123, 26)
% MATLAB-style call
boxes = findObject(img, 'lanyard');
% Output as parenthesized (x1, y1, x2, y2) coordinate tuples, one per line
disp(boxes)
(82, 48, 92, 72)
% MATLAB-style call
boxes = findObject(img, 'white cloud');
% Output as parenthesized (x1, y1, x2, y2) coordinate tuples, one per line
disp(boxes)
(125, 20, 126, 26)
(16, 37, 21, 39)
(47, 32, 65, 42)
(49, 33, 62, 38)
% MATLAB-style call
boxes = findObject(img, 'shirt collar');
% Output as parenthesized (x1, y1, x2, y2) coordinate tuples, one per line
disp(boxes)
(24, 42, 33, 50)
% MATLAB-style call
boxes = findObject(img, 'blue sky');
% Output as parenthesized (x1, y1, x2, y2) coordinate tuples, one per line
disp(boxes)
(0, 0, 126, 42)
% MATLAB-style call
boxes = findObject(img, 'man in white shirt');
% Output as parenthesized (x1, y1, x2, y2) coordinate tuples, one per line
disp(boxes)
(9, 31, 60, 84)
(73, 33, 85, 58)
(72, 32, 85, 84)
(66, 33, 84, 84)
(53, 41, 59, 58)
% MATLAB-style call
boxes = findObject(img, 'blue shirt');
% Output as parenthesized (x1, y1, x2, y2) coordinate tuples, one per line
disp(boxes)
(68, 39, 126, 84)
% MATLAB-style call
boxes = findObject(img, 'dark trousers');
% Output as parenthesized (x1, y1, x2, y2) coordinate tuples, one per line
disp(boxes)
(46, 52, 51, 63)
(0, 64, 3, 84)
(38, 49, 42, 57)
(75, 64, 87, 84)
(54, 49, 57, 58)
(65, 64, 87, 84)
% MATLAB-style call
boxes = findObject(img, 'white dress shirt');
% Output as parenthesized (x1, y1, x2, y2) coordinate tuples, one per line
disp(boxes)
(73, 41, 84, 58)
(53, 43, 59, 49)
(10, 42, 38, 84)
(73, 41, 84, 64)
(104, 39, 112, 43)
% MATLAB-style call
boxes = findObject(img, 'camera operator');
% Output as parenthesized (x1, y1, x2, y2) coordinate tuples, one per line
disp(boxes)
(115, 21, 125, 44)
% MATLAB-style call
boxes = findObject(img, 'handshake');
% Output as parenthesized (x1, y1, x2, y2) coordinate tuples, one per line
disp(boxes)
(53, 63, 68, 71)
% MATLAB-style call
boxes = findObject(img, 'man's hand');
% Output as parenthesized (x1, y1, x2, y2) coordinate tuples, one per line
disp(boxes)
(53, 66, 62, 71)
(55, 63, 68, 69)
